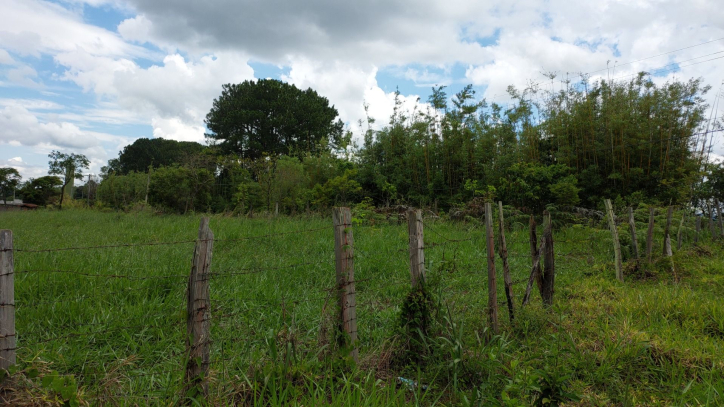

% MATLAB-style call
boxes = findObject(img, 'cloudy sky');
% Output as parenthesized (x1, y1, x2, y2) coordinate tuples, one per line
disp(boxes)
(1, 0, 723, 180)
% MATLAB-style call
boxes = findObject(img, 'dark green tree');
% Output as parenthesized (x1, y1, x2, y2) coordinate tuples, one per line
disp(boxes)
(48, 151, 90, 210)
(20, 176, 62, 206)
(205, 79, 344, 159)
(0, 167, 21, 204)
(102, 138, 206, 175)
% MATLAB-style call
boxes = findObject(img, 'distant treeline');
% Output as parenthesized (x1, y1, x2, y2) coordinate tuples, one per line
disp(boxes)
(23, 76, 724, 214)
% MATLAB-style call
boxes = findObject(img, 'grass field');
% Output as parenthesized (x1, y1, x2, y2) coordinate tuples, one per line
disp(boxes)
(1, 208, 723, 406)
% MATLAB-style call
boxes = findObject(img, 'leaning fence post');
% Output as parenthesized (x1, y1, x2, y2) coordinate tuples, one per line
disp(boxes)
(677, 211, 685, 250)
(529, 215, 542, 295)
(604, 199, 623, 282)
(541, 211, 556, 306)
(407, 208, 425, 288)
(646, 207, 655, 262)
(484, 203, 499, 335)
(628, 207, 639, 260)
(186, 218, 213, 397)
(333, 207, 358, 362)
(0, 230, 15, 372)
(497, 202, 514, 322)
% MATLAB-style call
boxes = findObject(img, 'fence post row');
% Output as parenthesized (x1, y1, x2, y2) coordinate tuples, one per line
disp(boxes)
(628, 207, 639, 260)
(484, 202, 499, 335)
(497, 202, 514, 322)
(604, 199, 623, 282)
(407, 208, 425, 288)
(333, 207, 358, 362)
(185, 218, 213, 397)
(646, 207, 655, 263)
(0, 230, 15, 372)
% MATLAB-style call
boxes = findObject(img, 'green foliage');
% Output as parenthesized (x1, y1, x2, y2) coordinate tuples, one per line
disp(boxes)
(102, 137, 205, 175)
(398, 284, 434, 364)
(205, 79, 344, 159)
(0, 167, 22, 203)
(19, 175, 62, 206)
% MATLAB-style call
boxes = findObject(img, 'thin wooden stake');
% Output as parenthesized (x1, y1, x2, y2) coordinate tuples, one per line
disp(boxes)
(407, 208, 425, 288)
(663, 206, 673, 256)
(541, 211, 556, 306)
(185, 218, 213, 397)
(497, 202, 514, 322)
(709, 204, 717, 239)
(646, 207, 655, 262)
(695, 215, 701, 244)
(0, 230, 15, 371)
(677, 211, 686, 251)
(484, 203, 499, 335)
(604, 199, 623, 282)
(717, 199, 723, 237)
(333, 207, 358, 362)
(628, 207, 639, 260)
(522, 235, 544, 306)
(529, 215, 542, 295)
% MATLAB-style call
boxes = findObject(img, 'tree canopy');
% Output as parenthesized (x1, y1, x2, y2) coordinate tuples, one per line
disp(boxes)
(49, 150, 90, 209)
(102, 138, 205, 175)
(205, 79, 344, 159)
(0, 167, 21, 204)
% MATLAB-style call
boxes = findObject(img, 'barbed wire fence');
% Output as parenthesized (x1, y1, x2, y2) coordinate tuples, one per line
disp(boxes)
(0, 199, 720, 403)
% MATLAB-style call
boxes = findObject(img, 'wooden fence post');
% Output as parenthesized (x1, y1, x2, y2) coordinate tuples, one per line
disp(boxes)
(709, 204, 717, 239)
(677, 211, 685, 250)
(541, 212, 556, 306)
(484, 203, 499, 335)
(333, 207, 358, 362)
(604, 199, 623, 282)
(646, 207, 655, 262)
(407, 208, 425, 288)
(186, 218, 213, 397)
(497, 202, 514, 322)
(628, 207, 639, 260)
(529, 215, 542, 294)
(0, 230, 15, 371)
(717, 199, 724, 237)
(663, 206, 673, 256)
(695, 215, 701, 244)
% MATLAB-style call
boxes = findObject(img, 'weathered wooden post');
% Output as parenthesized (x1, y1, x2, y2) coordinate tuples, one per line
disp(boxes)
(0, 230, 15, 372)
(484, 203, 499, 334)
(529, 215, 542, 294)
(709, 204, 717, 239)
(646, 207, 655, 262)
(497, 202, 514, 322)
(717, 199, 724, 237)
(695, 215, 701, 244)
(628, 207, 639, 260)
(541, 211, 556, 306)
(663, 206, 673, 256)
(677, 211, 686, 250)
(186, 218, 213, 397)
(407, 208, 425, 288)
(333, 207, 358, 362)
(604, 199, 623, 282)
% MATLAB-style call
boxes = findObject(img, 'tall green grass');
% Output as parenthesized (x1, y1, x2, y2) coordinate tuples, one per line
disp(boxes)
(0, 208, 722, 405)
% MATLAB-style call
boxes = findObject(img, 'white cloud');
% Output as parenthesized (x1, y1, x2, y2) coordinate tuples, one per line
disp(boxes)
(0, 49, 14, 65)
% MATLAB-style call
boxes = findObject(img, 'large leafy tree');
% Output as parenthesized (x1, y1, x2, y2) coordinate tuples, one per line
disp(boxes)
(0, 167, 21, 204)
(205, 79, 344, 159)
(48, 151, 90, 210)
(20, 176, 62, 206)
(102, 138, 206, 175)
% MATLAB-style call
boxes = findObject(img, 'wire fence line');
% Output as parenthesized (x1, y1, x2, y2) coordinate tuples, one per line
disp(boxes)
(0, 203, 718, 403)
